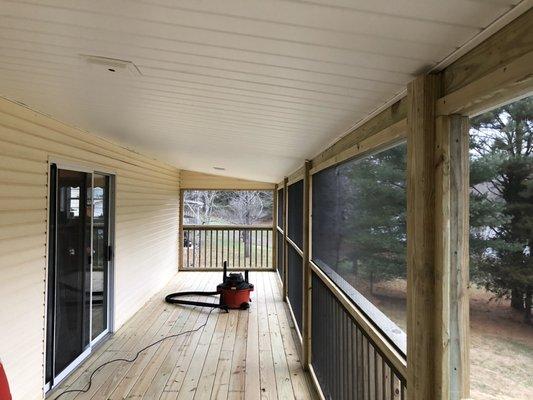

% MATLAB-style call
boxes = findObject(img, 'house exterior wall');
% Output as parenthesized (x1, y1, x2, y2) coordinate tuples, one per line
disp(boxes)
(0, 97, 180, 400)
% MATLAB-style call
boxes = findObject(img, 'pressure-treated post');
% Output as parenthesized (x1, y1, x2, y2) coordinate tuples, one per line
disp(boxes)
(435, 115, 470, 400)
(272, 185, 278, 271)
(178, 189, 184, 270)
(407, 73, 439, 400)
(302, 161, 312, 368)
(407, 74, 470, 400)
(283, 177, 289, 301)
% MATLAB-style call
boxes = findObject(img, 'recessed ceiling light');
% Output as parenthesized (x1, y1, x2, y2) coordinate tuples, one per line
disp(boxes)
(213, 166, 225, 171)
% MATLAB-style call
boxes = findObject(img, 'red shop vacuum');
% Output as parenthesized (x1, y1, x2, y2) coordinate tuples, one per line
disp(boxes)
(0, 357, 12, 400)
(165, 261, 254, 311)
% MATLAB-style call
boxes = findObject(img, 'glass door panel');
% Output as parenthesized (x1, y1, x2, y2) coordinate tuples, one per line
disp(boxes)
(54, 169, 92, 375)
(91, 173, 110, 340)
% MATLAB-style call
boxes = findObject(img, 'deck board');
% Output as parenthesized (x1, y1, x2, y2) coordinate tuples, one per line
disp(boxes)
(49, 271, 316, 400)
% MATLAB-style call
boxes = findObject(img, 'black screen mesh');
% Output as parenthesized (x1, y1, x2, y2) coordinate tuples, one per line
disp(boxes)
(311, 143, 408, 341)
(277, 230, 284, 277)
(288, 244, 303, 332)
(288, 180, 303, 249)
(277, 188, 284, 228)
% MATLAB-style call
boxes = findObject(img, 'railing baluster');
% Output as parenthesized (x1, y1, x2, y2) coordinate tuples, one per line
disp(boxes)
(232, 229, 236, 268)
(199, 229, 202, 268)
(215, 229, 219, 268)
(238, 230, 242, 268)
(266, 230, 270, 268)
(381, 358, 387, 400)
(210, 230, 213, 268)
(203, 230, 207, 268)
(192, 229, 197, 268)
(186, 229, 190, 268)
(260, 229, 263, 268)
(390, 366, 394, 400)
(221, 229, 225, 266)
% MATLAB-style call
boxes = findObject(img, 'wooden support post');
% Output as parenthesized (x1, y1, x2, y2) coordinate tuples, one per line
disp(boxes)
(272, 185, 278, 271)
(407, 74, 440, 400)
(178, 189, 184, 271)
(302, 161, 312, 368)
(435, 115, 470, 400)
(283, 177, 289, 301)
(407, 74, 470, 400)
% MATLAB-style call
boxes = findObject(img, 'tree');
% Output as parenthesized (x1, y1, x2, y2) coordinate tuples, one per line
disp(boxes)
(311, 143, 408, 298)
(220, 191, 273, 257)
(183, 190, 219, 224)
(469, 96, 533, 323)
(345, 143, 407, 293)
(221, 190, 272, 226)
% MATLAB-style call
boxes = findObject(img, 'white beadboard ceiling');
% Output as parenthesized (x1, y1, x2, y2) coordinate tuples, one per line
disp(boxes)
(0, 0, 527, 182)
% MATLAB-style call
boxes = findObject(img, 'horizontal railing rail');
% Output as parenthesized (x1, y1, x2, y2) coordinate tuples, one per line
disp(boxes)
(182, 225, 273, 270)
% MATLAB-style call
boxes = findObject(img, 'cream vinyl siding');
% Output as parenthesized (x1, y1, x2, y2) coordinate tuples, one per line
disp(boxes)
(0, 97, 180, 400)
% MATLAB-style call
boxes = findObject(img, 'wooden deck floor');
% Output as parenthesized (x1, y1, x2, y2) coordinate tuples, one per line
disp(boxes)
(50, 271, 317, 400)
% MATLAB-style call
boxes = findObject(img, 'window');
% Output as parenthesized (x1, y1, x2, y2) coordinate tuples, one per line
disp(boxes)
(312, 143, 407, 353)
(468, 96, 532, 400)
(288, 180, 303, 249)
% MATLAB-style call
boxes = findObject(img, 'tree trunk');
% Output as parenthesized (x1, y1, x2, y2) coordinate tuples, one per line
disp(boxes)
(525, 287, 532, 324)
(511, 288, 525, 310)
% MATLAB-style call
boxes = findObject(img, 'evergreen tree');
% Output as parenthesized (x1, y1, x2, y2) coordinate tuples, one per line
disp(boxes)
(469, 96, 532, 323)
(345, 143, 407, 292)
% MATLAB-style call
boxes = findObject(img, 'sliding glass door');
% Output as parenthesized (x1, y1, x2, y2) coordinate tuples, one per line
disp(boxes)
(91, 173, 111, 341)
(46, 165, 113, 389)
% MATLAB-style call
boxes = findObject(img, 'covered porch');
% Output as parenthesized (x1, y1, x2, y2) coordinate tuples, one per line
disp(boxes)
(0, 1, 532, 400)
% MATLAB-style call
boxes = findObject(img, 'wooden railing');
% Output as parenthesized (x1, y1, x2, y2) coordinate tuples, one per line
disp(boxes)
(311, 270, 407, 400)
(182, 225, 274, 270)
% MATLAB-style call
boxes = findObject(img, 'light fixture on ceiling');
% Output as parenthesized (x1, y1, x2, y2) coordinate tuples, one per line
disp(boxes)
(213, 166, 225, 171)
(80, 54, 142, 76)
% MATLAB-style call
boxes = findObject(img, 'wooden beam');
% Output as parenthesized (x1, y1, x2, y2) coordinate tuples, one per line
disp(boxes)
(302, 161, 312, 369)
(312, 97, 407, 167)
(435, 115, 470, 400)
(437, 50, 533, 117)
(287, 166, 304, 186)
(443, 8, 533, 95)
(180, 170, 275, 190)
(310, 119, 407, 175)
(406, 74, 441, 400)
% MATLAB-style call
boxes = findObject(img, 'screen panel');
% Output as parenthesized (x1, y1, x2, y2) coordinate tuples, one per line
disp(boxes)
(287, 244, 303, 332)
(277, 188, 284, 228)
(312, 142, 407, 353)
(288, 180, 303, 249)
(277, 230, 284, 278)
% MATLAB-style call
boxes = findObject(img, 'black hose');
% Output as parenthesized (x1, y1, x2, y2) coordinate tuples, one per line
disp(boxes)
(164, 290, 229, 312)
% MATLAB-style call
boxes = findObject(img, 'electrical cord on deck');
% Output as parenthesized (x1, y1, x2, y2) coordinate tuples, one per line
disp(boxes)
(52, 307, 220, 400)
